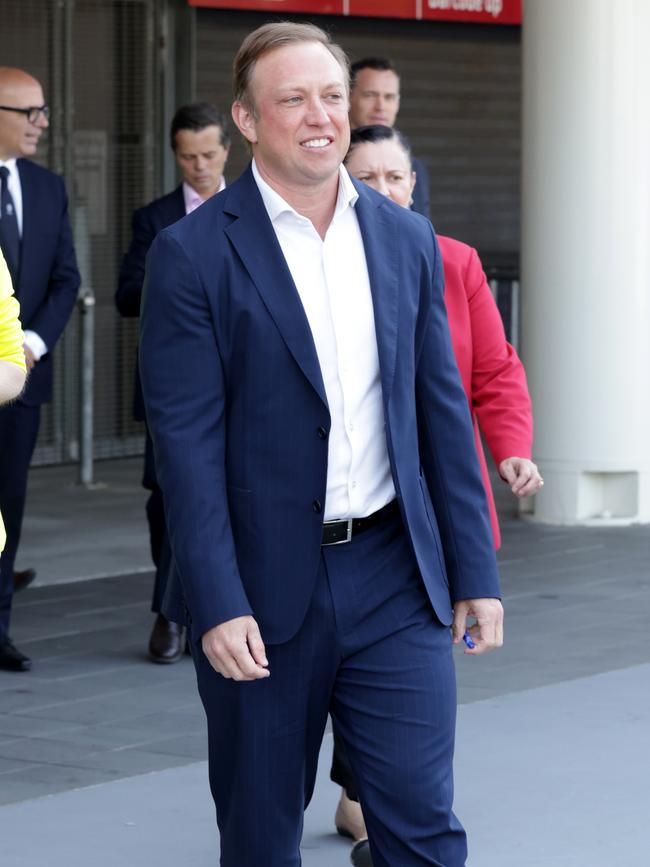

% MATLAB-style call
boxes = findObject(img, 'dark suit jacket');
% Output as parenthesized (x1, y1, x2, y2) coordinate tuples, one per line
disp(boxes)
(139, 166, 500, 643)
(116, 186, 185, 421)
(15, 159, 80, 405)
(411, 155, 430, 219)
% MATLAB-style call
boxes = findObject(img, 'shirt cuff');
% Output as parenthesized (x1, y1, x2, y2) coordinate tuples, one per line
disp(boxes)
(23, 330, 48, 361)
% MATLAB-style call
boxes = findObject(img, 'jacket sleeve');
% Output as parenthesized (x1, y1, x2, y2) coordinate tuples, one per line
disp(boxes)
(27, 177, 80, 348)
(116, 207, 156, 317)
(139, 229, 253, 636)
(464, 246, 533, 469)
(415, 225, 501, 603)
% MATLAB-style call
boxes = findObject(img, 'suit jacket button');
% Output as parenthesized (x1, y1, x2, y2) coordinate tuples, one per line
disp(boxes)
(312, 499, 322, 513)
(317, 426, 328, 439)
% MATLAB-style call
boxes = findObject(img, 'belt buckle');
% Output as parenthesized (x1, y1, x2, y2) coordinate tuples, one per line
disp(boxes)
(323, 518, 353, 545)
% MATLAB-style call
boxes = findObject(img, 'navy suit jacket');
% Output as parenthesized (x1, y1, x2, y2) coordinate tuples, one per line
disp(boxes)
(116, 186, 185, 421)
(139, 165, 500, 644)
(411, 155, 430, 220)
(15, 159, 80, 405)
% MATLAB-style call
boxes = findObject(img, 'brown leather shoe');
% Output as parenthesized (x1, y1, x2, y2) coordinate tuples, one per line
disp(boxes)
(335, 789, 367, 841)
(0, 639, 32, 672)
(148, 614, 184, 664)
(13, 569, 36, 593)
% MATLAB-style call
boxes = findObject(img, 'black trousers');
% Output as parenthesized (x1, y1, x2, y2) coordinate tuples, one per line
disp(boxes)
(0, 403, 41, 640)
(143, 427, 174, 616)
(331, 724, 360, 801)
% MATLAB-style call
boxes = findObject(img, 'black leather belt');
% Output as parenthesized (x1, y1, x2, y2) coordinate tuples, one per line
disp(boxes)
(321, 499, 399, 546)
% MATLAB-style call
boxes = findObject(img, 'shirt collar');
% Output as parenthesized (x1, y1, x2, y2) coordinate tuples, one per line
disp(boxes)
(183, 176, 226, 215)
(251, 159, 359, 225)
(0, 158, 18, 175)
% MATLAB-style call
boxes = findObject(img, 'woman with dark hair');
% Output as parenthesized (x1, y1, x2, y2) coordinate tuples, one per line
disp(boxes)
(336, 125, 542, 866)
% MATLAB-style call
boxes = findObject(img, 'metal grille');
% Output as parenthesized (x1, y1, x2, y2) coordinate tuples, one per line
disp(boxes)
(0, 0, 160, 466)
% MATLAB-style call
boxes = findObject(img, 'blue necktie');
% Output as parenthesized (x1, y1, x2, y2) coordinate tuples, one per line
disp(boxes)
(0, 166, 21, 285)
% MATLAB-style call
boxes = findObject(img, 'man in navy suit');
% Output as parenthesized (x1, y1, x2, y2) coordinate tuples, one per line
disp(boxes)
(0, 67, 80, 672)
(140, 23, 503, 866)
(117, 103, 230, 664)
(349, 56, 430, 219)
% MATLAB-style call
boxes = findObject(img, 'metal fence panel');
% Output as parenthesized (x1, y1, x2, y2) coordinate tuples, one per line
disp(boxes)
(1, 0, 160, 466)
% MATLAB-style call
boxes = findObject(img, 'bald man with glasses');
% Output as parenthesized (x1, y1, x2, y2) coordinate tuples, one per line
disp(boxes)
(0, 67, 80, 672)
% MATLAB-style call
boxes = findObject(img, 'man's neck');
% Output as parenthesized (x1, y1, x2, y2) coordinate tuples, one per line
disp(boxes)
(254, 160, 340, 241)
(186, 182, 221, 202)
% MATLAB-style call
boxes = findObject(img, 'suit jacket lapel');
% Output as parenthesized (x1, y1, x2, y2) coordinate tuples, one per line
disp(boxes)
(16, 159, 37, 288)
(223, 167, 328, 409)
(353, 181, 400, 405)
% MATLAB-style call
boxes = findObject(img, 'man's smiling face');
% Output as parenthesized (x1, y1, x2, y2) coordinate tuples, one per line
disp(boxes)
(235, 40, 350, 193)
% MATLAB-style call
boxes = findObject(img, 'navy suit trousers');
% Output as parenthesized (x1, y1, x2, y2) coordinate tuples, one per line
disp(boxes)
(0, 403, 41, 639)
(191, 509, 467, 866)
(143, 428, 172, 615)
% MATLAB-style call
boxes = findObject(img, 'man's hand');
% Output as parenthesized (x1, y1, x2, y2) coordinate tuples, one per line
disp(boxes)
(499, 456, 543, 497)
(201, 615, 270, 681)
(452, 598, 503, 655)
(24, 345, 37, 371)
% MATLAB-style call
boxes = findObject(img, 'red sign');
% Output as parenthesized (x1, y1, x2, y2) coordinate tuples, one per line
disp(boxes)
(188, 0, 344, 12)
(422, 0, 521, 24)
(348, 0, 419, 17)
(189, 0, 345, 15)
(188, 0, 522, 24)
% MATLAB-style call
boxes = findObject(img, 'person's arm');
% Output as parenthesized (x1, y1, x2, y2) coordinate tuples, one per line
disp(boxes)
(0, 256, 27, 403)
(24, 177, 80, 352)
(116, 207, 157, 317)
(139, 229, 258, 621)
(464, 246, 541, 497)
(140, 230, 269, 681)
(0, 355, 25, 402)
(415, 225, 502, 654)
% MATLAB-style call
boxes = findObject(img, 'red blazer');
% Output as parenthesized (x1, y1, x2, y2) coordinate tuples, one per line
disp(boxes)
(439, 236, 533, 549)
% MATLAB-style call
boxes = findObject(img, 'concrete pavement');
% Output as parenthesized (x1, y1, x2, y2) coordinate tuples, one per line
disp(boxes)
(0, 458, 649, 865)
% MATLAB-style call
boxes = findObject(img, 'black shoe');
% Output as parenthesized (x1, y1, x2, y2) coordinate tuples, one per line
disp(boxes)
(148, 614, 184, 664)
(350, 839, 373, 867)
(13, 568, 36, 593)
(0, 639, 32, 672)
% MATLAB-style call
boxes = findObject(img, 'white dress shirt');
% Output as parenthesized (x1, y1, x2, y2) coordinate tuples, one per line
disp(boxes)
(0, 158, 23, 232)
(252, 160, 395, 521)
(0, 157, 47, 360)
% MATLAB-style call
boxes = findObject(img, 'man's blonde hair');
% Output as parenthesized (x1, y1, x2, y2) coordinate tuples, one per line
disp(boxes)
(233, 21, 349, 118)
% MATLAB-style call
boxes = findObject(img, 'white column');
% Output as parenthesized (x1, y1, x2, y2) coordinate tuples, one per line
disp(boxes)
(521, 0, 650, 524)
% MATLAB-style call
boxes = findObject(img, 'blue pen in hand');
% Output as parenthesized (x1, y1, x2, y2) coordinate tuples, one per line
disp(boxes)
(463, 631, 475, 650)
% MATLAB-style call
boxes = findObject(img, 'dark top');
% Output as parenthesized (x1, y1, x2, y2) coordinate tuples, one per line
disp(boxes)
(116, 186, 185, 420)
(411, 155, 430, 220)
(14, 159, 80, 405)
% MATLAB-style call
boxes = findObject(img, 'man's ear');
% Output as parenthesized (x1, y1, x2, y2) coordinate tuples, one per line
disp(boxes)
(231, 101, 258, 144)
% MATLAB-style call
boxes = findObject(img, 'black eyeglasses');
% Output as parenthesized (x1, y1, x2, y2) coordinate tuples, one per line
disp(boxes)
(0, 105, 50, 124)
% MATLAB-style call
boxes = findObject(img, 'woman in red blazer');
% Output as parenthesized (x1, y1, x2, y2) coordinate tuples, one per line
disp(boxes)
(438, 235, 535, 548)
(346, 124, 542, 549)
(336, 125, 543, 866)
